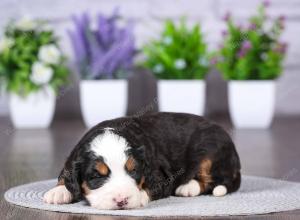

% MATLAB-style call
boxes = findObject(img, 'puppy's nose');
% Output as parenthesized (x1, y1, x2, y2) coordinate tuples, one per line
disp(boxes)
(113, 197, 128, 208)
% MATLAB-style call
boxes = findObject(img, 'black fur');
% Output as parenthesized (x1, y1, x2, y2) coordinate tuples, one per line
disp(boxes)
(59, 112, 241, 202)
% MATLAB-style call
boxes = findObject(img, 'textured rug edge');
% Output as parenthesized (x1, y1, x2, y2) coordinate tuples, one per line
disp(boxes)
(4, 196, 299, 218)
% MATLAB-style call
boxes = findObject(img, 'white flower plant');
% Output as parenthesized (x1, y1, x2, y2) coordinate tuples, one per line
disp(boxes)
(142, 19, 210, 79)
(0, 17, 69, 97)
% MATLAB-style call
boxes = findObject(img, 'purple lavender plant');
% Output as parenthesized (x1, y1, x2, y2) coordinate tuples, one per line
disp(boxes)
(68, 10, 135, 79)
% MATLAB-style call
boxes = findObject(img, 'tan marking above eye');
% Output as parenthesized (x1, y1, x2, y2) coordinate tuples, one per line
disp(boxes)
(95, 161, 109, 176)
(125, 157, 136, 172)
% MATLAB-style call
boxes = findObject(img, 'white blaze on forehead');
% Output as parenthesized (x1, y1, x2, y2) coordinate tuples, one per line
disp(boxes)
(90, 128, 128, 170)
(87, 128, 149, 210)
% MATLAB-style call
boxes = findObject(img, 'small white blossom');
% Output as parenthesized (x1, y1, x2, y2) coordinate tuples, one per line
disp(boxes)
(40, 24, 52, 32)
(174, 58, 186, 70)
(261, 53, 268, 61)
(38, 44, 61, 65)
(30, 62, 53, 85)
(15, 17, 37, 31)
(153, 64, 164, 74)
(163, 36, 173, 45)
(198, 57, 209, 66)
(0, 37, 14, 52)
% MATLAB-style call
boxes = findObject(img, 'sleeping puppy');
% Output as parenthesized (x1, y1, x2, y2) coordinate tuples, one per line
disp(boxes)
(43, 112, 241, 210)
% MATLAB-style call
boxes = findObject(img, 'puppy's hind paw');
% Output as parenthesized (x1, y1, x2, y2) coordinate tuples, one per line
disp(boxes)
(213, 185, 227, 197)
(43, 185, 72, 204)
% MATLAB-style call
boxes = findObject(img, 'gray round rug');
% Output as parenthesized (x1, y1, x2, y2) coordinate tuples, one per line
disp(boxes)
(4, 176, 300, 217)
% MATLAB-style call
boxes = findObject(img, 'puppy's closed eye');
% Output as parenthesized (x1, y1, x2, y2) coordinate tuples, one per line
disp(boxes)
(89, 172, 102, 179)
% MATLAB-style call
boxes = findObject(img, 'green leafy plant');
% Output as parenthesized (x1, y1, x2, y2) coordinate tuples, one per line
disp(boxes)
(0, 17, 69, 97)
(214, 2, 287, 80)
(142, 19, 210, 79)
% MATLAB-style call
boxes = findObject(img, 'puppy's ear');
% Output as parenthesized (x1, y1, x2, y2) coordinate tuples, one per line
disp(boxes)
(131, 145, 147, 169)
(59, 160, 83, 202)
(136, 145, 146, 157)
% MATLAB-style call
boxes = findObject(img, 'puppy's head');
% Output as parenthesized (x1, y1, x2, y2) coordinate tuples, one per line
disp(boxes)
(74, 129, 146, 210)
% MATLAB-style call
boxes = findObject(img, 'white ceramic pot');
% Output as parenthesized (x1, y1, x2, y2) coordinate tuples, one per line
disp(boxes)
(228, 80, 276, 129)
(9, 86, 55, 129)
(158, 80, 206, 115)
(80, 80, 127, 127)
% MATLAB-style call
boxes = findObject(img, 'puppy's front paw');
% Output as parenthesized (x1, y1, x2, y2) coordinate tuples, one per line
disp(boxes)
(175, 179, 200, 197)
(140, 190, 150, 207)
(43, 185, 72, 204)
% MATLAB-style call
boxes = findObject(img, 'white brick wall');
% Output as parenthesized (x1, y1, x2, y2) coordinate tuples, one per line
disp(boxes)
(218, 0, 300, 19)
(0, 0, 299, 116)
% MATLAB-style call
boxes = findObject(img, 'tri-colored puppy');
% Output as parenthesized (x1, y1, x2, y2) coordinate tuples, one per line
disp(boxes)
(44, 112, 241, 210)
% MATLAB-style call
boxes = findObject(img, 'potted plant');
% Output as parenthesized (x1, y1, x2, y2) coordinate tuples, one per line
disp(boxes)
(214, 2, 287, 128)
(68, 11, 135, 127)
(142, 19, 210, 115)
(0, 17, 69, 128)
